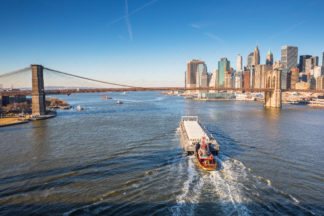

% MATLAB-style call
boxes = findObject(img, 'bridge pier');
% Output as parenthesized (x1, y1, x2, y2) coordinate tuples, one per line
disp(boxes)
(31, 64, 46, 116)
(264, 69, 282, 108)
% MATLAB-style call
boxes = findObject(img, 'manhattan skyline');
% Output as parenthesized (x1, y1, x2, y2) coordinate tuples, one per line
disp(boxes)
(0, 0, 324, 86)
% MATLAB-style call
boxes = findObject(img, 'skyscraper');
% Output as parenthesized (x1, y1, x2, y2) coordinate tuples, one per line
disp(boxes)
(266, 49, 273, 66)
(322, 52, 324, 66)
(236, 55, 242, 71)
(186, 59, 206, 88)
(281, 46, 298, 71)
(253, 45, 260, 66)
(299, 55, 312, 72)
(247, 52, 254, 67)
(196, 63, 208, 88)
(218, 58, 230, 87)
(305, 56, 319, 77)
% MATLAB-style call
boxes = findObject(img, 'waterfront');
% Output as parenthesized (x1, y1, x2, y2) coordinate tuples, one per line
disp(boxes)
(0, 92, 323, 215)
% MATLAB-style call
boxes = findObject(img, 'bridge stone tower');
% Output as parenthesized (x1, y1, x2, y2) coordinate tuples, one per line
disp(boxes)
(264, 69, 282, 108)
(31, 64, 46, 116)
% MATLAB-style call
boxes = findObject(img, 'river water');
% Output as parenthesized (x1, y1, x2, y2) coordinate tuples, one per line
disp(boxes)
(0, 92, 323, 215)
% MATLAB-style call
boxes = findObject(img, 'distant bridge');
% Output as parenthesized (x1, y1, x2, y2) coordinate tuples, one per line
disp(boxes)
(1, 64, 324, 115)
(2, 87, 324, 97)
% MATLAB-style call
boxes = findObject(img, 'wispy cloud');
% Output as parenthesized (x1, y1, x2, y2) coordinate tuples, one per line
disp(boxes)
(268, 21, 305, 40)
(107, 0, 158, 27)
(189, 23, 200, 29)
(204, 32, 224, 42)
(125, 0, 133, 40)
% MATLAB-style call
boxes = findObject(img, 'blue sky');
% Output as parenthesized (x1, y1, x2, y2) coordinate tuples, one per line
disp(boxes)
(0, 0, 324, 87)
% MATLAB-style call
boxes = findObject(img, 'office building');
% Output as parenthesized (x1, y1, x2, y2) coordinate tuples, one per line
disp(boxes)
(266, 49, 273, 66)
(305, 56, 319, 78)
(218, 58, 230, 87)
(254, 45, 260, 66)
(196, 63, 208, 88)
(247, 53, 254, 67)
(314, 66, 324, 78)
(299, 55, 312, 72)
(243, 71, 250, 88)
(281, 68, 289, 89)
(224, 70, 232, 88)
(246, 45, 260, 67)
(234, 71, 243, 88)
(186, 59, 206, 88)
(237, 55, 243, 71)
(281, 46, 298, 71)
(290, 68, 299, 89)
(322, 52, 324, 66)
(308, 77, 316, 90)
(316, 76, 324, 90)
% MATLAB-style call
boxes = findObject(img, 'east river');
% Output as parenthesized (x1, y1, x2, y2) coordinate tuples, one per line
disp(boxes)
(0, 92, 323, 215)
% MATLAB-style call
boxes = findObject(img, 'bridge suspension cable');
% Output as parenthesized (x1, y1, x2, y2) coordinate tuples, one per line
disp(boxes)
(44, 67, 139, 88)
(0, 67, 31, 78)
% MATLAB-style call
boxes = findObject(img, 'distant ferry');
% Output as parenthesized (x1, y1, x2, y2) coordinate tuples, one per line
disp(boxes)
(116, 100, 123, 104)
(179, 116, 219, 171)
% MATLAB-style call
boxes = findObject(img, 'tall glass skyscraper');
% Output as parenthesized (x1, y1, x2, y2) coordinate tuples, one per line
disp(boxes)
(281, 46, 298, 71)
(218, 58, 230, 87)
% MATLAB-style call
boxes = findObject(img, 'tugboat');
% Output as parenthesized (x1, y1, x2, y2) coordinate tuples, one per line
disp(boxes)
(195, 137, 217, 171)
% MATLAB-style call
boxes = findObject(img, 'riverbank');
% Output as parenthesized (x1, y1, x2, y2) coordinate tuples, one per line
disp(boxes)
(0, 118, 28, 127)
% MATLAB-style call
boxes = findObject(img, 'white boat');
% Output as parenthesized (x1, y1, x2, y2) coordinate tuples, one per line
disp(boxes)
(76, 105, 84, 111)
(116, 100, 123, 104)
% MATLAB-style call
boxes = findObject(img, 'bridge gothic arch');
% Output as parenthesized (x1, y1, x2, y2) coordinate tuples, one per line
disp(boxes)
(264, 69, 282, 108)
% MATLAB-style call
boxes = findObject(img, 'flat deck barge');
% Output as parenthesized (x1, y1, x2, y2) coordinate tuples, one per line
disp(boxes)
(179, 116, 219, 155)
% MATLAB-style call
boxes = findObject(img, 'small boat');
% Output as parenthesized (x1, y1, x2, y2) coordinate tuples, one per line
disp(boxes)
(123, 91, 127, 95)
(195, 137, 217, 171)
(76, 105, 84, 111)
(116, 100, 123, 104)
(101, 95, 112, 100)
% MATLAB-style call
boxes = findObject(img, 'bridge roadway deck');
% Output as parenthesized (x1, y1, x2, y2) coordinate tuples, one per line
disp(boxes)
(1, 87, 324, 96)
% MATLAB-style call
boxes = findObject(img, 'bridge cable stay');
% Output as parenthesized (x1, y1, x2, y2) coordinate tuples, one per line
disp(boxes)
(44, 67, 139, 88)
(0, 67, 31, 78)
(0, 67, 32, 89)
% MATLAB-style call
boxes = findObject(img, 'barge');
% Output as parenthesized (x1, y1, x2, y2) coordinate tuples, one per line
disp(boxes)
(179, 116, 219, 156)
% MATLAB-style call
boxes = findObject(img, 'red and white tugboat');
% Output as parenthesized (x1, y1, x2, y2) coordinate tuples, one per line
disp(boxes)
(195, 137, 217, 171)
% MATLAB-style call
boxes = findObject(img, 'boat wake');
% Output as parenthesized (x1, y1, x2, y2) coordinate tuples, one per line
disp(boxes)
(172, 153, 306, 216)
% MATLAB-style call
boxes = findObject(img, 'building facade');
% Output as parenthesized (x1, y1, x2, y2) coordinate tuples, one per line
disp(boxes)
(218, 58, 230, 87)
(234, 71, 243, 88)
(237, 55, 243, 71)
(281, 46, 298, 71)
(186, 59, 206, 88)
(253, 45, 260, 66)
(305, 56, 319, 78)
(314, 66, 324, 78)
(254, 64, 272, 88)
(243, 71, 250, 88)
(290, 68, 299, 89)
(299, 55, 312, 73)
(196, 63, 208, 88)
(316, 76, 324, 90)
(266, 49, 273, 66)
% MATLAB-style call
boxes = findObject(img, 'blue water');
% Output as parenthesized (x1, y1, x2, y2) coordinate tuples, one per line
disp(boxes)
(0, 92, 323, 215)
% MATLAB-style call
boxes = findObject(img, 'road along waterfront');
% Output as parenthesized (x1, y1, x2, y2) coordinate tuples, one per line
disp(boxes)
(0, 92, 323, 215)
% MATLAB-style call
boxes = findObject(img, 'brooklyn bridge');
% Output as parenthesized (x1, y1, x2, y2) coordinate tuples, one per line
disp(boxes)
(1, 64, 324, 115)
